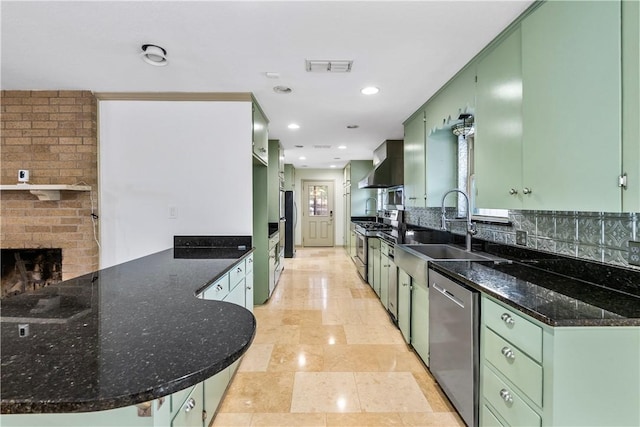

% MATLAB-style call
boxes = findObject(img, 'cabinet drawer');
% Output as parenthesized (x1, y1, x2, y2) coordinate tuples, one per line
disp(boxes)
(483, 366, 541, 427)
(229, 260, 246, 287)
(245, 254, 254, 274)
(203, 275, 229, 301)
(484, 328, 543, 407)
(481, 404, 506, 427)
(483, 297, 542, 362)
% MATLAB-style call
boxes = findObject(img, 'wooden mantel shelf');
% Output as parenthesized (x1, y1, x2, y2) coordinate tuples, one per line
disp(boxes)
(0, 184, 91, 201)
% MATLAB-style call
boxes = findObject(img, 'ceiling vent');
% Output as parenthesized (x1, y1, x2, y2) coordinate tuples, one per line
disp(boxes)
(313, 145, 332, 149)
(305, 60, 353, 73)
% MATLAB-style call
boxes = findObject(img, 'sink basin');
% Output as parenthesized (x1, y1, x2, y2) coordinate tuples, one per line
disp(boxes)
(395, 244, 492, 284)
(402, 244, 491, 261)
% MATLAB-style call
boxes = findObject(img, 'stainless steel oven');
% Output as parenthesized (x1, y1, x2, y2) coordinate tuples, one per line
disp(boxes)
(354, 229, 367, 280)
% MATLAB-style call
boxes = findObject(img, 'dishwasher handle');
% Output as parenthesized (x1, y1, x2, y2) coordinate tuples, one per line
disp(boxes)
(432, 282, 465, 308)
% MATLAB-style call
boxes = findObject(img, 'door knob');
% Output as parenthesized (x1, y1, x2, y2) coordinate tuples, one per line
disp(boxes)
(522, 187, 532, 194)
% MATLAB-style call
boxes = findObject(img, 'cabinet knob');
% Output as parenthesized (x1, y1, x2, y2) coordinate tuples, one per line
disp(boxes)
(509, 188, 518, 195)
(501, 346, 516, 360)
(184, 397, 196, 412)
(246, 286, 252, 290)
(499, 389, 513, 404)
(216, 284, 223, 291)
(237, 267, 243, 273)
(402, 282, 409, 287)
(522, 187, 532, 194)
(500, 313, 515, 325)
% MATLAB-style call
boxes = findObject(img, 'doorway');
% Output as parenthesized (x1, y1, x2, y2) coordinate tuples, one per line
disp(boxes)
(301, 180, 335, 247)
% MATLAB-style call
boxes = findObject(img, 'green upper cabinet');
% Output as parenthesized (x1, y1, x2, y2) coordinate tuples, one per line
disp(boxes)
(403, 110, 427, 208)
(521, 0, 622, 211)
(475, 27, 523, 210)
(426, 64, 477, 131)
(622, 0, 640, 212)
(252, 101, 268, 165)
(268, 140, 283, 222)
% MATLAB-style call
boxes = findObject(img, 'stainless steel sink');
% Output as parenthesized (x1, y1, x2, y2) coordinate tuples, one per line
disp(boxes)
(395, 244, 492, 284)
(402, 244, 491, 261)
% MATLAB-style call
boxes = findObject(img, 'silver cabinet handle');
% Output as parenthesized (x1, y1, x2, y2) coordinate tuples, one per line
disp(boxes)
(259, 147, 267, 153)
(237, 267, 243, 273)
(246, 286, 252, 290)
(402, 282, 409, 287)
(501, 313, 515, 325)
(523, 187, 532, 194)
(509, 188, 518, 195)
(184, 397, 196, 412)
(499, 389, 513, 404)
(501, 346, 516, 360)
(216, 284, 223, 291)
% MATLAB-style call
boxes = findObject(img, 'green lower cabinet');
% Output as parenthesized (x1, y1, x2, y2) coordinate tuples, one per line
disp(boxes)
(203, 369, 230, 427)
(380, 253, 389, 310)
(481, 295, 640, 427)
(397, 268, 411, 344)
(224, 278, 246, 307)
(410, 277, 429, 366)
(1, 405, 166, 427)
(171, 382, 204, 427)
(245, 270, 254, 313)
(367, 238, 379, 290)
(372, 245, 381, 297)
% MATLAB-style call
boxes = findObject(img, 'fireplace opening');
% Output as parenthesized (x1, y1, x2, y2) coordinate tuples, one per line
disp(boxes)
(1, 249, 62, 299)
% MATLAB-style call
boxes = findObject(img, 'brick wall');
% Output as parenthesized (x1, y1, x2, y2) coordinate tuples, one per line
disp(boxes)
(1, 90, 99, 278)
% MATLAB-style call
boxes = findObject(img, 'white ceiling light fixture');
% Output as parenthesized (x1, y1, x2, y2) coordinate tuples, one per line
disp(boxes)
(360, 86, 379, 95)
(140, 44, 168, 67)
(338, 145, 347, 149)
(288, 123, 300, 130)
(330, 165, 337, 168)
(299, 156, 306, 160)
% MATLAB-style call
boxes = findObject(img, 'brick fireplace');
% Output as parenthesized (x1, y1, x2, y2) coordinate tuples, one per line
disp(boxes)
(1, 91, 99, 291)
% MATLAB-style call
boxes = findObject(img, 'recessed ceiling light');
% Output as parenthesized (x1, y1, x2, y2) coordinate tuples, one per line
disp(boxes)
(299, 156, 306, 160)
(288, 123, 300, 130)
(361, 86, 379, 95)
(330, 165, 337, 168)
(346, 125, 359, 129)
(140, 44, 168, 67)
(338, 145, 347, 149)
(273, 85, 293, 94)
(265, 72, 280, 79)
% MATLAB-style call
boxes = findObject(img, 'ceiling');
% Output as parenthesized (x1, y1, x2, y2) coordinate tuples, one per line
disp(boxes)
(1, 0, 534, 169)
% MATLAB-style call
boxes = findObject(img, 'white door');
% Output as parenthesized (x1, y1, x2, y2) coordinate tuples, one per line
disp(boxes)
(302, 180, 335, 247)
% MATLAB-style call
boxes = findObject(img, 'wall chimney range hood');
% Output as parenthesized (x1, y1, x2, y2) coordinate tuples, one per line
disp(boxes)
(358, 139, 404, 189)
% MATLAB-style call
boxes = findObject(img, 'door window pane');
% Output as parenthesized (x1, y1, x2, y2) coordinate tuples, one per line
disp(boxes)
(308, 185, 328, 216)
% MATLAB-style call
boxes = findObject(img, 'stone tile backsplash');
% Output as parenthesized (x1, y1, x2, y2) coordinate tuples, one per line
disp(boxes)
(405, 208, 639, 270)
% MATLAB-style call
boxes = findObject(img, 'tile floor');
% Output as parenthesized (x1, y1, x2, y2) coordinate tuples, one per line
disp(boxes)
(213, 247, 464, 427)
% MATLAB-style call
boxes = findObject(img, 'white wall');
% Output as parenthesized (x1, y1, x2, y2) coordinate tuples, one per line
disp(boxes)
(99, 101, 252, 267)
(293, 168, 345, 247)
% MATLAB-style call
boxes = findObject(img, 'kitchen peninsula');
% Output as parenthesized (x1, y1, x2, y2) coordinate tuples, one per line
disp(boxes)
(1, 242, 256, 426)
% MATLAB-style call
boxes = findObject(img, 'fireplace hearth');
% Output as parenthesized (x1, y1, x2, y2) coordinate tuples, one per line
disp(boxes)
(1, 249, 62, 298)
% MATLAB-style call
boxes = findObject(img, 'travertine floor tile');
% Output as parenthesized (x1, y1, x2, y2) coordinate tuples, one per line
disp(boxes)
(354, 372, 432, 413)
(213, 247, 461, 426)
(291, 372, 361, 413)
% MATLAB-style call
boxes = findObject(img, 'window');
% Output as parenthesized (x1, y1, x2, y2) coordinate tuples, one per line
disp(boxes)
(307, 185, 329, 216)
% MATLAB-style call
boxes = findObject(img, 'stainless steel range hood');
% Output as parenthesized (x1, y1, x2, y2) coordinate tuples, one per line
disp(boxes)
(358, 139, 404, 189)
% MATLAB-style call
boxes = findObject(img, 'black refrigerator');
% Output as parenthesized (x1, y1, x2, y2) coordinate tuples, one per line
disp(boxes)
(284, 190, 296, 258)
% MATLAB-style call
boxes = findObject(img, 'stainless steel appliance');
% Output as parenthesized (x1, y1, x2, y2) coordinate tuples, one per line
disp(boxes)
(429, 268, 479, 427)
(358, 140, 404, 189)
(284, 191, 296, 258)
(353, 220, 391, 281)
(376, 209, 403, 322)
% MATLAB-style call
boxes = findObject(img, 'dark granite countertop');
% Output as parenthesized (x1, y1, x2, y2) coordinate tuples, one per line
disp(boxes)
(430, 259, 640, 327)
(0, 247, 256, 414)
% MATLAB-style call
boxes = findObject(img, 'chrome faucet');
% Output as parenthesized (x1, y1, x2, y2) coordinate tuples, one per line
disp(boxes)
(441, 189, 477, 251)
(365, 197, 378, 217)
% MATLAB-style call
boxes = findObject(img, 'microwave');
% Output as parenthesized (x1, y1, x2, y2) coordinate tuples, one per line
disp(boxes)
(383, 186, 404, 210)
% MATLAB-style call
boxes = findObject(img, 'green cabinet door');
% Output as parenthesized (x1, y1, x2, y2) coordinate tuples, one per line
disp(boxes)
(427, 64, 477, 131)
(171, 382, 204, 427)
(410, 278, 429, 366)
(380, 253, 389, 309)
(475, 27, 523, 210)
(521, 0, 622, 211)
(252, 103, 268, 164)
(372, 242, 381, 296)
(622, 0, 640, 212)
(398, 268, 411, 344)
(203, 369, 229, 427)
(424, 127, 458, 207)
(403, 110, 427, 208)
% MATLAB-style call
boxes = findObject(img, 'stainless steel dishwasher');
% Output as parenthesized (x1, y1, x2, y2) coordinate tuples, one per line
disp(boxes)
(429, 269, 479, 427)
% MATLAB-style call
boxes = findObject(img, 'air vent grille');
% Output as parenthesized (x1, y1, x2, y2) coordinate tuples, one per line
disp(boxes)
(305, 60, 353, 73)
(313, 145, 332, 149)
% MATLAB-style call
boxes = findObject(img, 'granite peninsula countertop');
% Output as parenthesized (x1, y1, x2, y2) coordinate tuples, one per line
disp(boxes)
(0, 246, 256, 414)
(429, 258, 640, 327)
